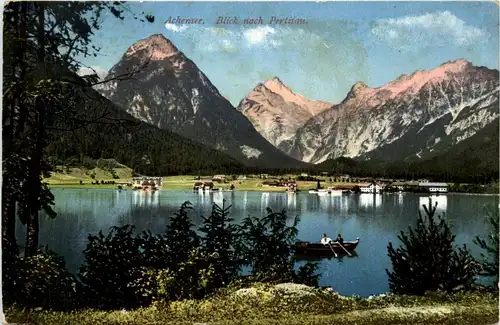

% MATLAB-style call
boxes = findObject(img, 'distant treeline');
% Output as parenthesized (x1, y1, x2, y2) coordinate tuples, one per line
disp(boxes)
(315, 156, 499, 184)
(48, 118, 498, 183)
(49, 153, 498, 185)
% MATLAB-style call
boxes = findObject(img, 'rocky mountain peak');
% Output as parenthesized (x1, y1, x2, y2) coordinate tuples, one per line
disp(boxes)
(365, 59, 476, 101)
(238, 77, 332, 150)
(439, 58, 472, 71)
(265, 76, 285, 85)
(343, 60, 476, 105)
(124, 34, 179, 60)
(263, 76, 292, 94)
(344, 81, 369, 99)
(351, 81, 369, 92)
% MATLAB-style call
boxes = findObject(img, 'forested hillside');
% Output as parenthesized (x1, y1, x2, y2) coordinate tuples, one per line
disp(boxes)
(316, 120, 499, 184)
(46, 86, 245, 176)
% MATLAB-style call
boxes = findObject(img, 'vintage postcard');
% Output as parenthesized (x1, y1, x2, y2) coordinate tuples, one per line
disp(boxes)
(2, 1, 499, 324)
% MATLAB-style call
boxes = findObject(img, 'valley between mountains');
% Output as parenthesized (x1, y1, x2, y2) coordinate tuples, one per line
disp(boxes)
(91, 34, 498, 178)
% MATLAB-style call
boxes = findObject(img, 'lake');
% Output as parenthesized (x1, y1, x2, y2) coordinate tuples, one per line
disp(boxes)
(15, 189, 498, 297)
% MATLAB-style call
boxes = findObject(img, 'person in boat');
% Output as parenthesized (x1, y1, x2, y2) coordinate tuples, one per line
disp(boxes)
(336, 233, 344, 245)
(321, 233, 333, 245)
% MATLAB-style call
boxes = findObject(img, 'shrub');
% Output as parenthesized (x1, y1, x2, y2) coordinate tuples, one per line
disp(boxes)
(8, 248, 78, 311)
(77, 203, 206, 309)
(80, 156, 97, 169)
(129, 267, 174, 303)
(386, 198, 480, 295)
(78, 225, 145, 309)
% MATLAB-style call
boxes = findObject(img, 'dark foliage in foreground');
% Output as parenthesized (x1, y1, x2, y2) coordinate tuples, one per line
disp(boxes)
(4, 200, 490, 312)
(199, 200, 243, 293)
(3, 248, 79, 311)
(386, 198, 480, 295)
(473, 206, 499, 285)
(72, 202, 319, 310)
(238, 208, 320, 286)
(78, 225, 147, 309)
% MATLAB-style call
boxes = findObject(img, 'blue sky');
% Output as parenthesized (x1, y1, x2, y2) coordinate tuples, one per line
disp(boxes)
(79, 1, 499, 105)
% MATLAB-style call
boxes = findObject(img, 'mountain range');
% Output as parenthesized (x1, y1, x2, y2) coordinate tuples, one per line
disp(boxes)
(96, 34, 306, 169)
(92, 33, 498, 178)
(239, 59, 498, 164)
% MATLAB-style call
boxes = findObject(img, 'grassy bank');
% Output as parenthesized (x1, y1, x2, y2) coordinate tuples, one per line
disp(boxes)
(44, 171, 499, 194)
(45, 166, 133, 186)
(5, 285, 498, 325)
(45, 173, 346, 192)
(162, 175, 327, 192)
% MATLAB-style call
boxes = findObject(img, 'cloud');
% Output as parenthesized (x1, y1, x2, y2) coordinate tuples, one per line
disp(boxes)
(371, 11, 489, 48)
(165, 23, 188, 33)
(243, 26, 276, 45)
(77, 66, 108, 80)
(164, 24, 287, 52)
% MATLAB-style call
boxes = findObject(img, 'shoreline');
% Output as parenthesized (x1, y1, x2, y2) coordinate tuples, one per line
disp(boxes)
(44, 174, 499, 195)
(46, 184, 500, 196)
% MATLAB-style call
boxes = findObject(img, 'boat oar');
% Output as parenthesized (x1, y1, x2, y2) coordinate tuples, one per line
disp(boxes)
(337, 242, 352, 256)
(327, 242, 338, 258)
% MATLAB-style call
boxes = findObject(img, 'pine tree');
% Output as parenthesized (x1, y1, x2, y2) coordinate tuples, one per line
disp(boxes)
(165, 202, 200, 267)
(473, 206, 499, 286)
(239, 208, 319, 285)
(164, 201, 201, 300)
(2, 1, 157, 258)
(386, 198, 480, 295)
(198, 200, 242, 292)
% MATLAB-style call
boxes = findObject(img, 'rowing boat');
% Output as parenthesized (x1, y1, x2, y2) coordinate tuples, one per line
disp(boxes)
(294, 237, 360, 256)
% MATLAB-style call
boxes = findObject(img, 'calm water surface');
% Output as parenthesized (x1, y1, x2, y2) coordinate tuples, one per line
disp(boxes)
(16, 189, 498, 297)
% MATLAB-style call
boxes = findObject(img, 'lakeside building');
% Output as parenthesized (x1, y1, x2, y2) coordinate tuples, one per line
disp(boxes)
(287, 181, 298, 193)
(332, 184, 358, 191)
(194, 176, 212, 180)
(132, 177, 162, 190)
(117, 181, 133, 186)
(359, 183, 384, 194)
(212, 175, 227, 183)
(419, 182, 448, 193)
(193, 181, 214, 191)
(389, 181, 420, 191)
(391, 181, 406, 191)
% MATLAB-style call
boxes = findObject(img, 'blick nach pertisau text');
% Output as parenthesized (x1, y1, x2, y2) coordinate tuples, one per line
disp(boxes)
(165, 16, 307, 25)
